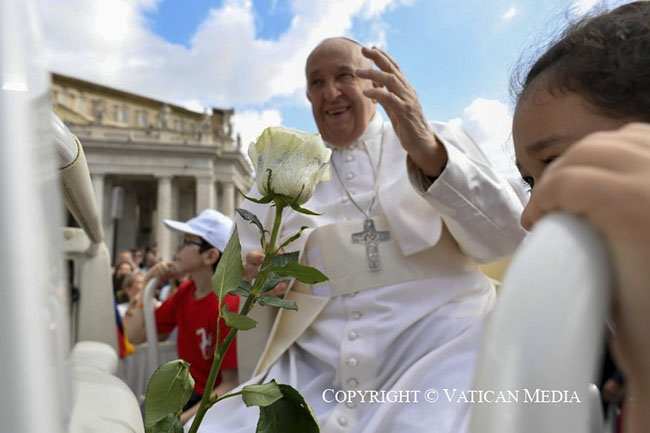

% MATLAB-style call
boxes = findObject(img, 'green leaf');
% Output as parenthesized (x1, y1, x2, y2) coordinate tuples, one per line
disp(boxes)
(211, 226, 243, 303)
(151, 414, 184, 433)
(269, 251, 299, 267)
(255, 384, 320, 433)
(241, 380, 283, 407)
(290, 202, 322, 216)
(242, 193, 274, 205)
(230, 280, 252, 297)
(257, 295, 298, 311)
(222, 308, 257, 331)
(278, 384, 319, 426)
(277, 226, 309, 251)
(270, 262, 328, 284)
(230, 287, 251, 297)
(144, 360, 195, 433)
(260, 273, 291, 293)
(236, 208, 268, 247)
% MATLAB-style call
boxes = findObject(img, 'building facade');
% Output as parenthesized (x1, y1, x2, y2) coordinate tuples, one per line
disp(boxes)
(52, 73, 254, 261)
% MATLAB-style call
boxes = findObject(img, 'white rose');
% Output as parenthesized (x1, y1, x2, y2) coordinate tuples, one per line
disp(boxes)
(249, 126, 331, 204)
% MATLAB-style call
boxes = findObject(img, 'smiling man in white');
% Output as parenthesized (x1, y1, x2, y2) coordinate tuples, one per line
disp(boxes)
(197, 37, 527, 433)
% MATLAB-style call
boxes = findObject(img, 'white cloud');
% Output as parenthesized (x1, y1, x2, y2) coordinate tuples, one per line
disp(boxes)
(182, 99, 206, 113)
(572, 0, 598, 15)
(232, 109, 282, 156)
(36, 0, 408, 110)
(502, 6, 517, 20)
(448, 98, 519, 178)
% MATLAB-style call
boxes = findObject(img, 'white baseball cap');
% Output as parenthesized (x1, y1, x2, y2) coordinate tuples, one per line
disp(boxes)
(164, 209, 234, 251)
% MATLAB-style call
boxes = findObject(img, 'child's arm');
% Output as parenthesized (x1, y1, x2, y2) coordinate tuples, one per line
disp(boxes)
(124, 261, 176, 343)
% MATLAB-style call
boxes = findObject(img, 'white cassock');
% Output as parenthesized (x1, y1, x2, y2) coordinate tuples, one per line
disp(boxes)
(194, 114, 527, 433)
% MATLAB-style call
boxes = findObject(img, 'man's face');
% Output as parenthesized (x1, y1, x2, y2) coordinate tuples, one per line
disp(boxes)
(306, 39, 376, 147)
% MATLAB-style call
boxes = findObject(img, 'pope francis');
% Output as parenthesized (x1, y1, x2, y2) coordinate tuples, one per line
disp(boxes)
(196, 37, 528, 433)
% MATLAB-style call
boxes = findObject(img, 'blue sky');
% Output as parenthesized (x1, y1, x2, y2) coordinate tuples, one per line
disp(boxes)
(37, 0, 629, 173)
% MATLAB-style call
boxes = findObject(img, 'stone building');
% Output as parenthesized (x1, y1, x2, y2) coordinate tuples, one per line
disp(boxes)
(52, 72, 254, 261)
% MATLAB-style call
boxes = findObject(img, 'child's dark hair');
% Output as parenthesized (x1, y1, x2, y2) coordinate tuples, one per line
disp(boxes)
(198, 238, 222, 272)
(514, 1, 650, 121)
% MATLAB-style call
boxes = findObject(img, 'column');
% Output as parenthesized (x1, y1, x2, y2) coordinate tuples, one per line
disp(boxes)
(235, 187, 244, 208)
(91, 173, 105, 225)
(104, 177, 114, 257)
(156, 176, 172, 261)
(118, 189, 138, 252)
(170, 180, 180, 254)
(195, 176, 216, 213)
(222, 181, 235, 217)
(215, 183, 221, 214)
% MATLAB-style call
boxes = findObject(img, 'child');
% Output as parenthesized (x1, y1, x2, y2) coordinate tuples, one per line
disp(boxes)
(124, 209, 239, 424)
(116, 271, 146, 318)
(511, 3, 650, 431)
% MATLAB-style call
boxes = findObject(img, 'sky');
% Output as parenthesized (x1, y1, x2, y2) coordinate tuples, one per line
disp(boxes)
(35, 0, 631, 175)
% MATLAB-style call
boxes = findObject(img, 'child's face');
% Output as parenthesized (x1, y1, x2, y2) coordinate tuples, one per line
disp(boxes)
(174, 235, 208, 274)
(126, 274, 145, 299)
(513, 87, 627, 190)
(116, 262, 133, 277)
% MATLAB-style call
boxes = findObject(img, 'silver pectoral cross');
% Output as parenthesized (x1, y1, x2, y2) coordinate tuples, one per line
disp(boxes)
(352, 218, 390, 270)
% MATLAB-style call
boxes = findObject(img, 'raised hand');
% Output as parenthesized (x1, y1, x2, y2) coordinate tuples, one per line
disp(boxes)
(356, 46, 447, 177)
(146, 261, 180, 283)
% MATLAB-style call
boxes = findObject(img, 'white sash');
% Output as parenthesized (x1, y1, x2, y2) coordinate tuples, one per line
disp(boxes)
(253, 215, 477, 375)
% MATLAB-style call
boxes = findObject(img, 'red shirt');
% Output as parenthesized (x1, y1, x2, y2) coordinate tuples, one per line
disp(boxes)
(155, 280, 239, 396)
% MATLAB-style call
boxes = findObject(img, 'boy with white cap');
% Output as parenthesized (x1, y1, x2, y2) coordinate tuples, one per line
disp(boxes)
(124, 209, 239, 424)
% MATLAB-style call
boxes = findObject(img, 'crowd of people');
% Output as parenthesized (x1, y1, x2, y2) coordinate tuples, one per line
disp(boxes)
(107, 2, 649, 432)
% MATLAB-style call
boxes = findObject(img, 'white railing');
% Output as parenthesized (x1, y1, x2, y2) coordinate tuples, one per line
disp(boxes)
(470, 213, 612, 433)
(0, 1, 144, 431)
(143, 276, 162, 379)
(0, 0, 69, 431)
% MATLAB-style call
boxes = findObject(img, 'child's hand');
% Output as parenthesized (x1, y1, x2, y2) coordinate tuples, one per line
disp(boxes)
(522, 123, 650, 393)
(146, 261, 180, 282)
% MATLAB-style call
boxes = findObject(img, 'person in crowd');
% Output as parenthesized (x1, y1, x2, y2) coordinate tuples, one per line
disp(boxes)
(199, 36, 527, 432)
(116, 250, 134, 267)
(124, 209, 240, 425)
(116, 271, 146, 318)
(132, 248, 144, 269)
(512, 3, 650, 431)
(112, 260, 134, 298)
(142, 248, 159, 272)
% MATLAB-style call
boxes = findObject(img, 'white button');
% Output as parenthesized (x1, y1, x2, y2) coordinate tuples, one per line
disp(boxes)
(345, 154, 354, 162)
(347, 357, 359, 367)
(351, 311, 362, 320)
(346, 172, 355, 180)
(348, 331, 359, 341)
(338, 416, 348, 427)
(347, 378, 359, 387)
(346, 401, 356, 409)
(341, 196, 349, 203)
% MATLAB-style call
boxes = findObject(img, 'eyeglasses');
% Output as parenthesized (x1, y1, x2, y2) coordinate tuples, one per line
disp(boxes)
(181, 238, 203, 248)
